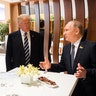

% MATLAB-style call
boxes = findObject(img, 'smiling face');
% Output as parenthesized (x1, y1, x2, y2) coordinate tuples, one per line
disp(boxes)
(18, 14, 30, 32)
(63, 21, 83, 43)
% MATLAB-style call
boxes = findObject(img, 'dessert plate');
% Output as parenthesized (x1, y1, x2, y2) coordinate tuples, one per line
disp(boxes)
(38, 76, 59, 88)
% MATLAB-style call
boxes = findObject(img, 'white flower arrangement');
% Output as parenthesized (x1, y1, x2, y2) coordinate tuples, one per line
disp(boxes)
(17, 64, 40, 84)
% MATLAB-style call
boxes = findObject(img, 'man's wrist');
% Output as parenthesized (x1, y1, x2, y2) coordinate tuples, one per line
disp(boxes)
(83, 70, 87, 80)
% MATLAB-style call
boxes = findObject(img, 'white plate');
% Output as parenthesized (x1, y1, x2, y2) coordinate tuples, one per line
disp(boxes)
(38, 76, 59, 88)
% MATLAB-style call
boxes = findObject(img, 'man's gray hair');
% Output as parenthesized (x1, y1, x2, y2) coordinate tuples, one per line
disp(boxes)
(73, 20, 84, 35)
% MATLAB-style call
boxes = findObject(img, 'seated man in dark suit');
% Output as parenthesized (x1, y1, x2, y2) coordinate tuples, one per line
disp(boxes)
(6, 14, 44, 71)
(40, 19, 52, 62)
(40, 20, 96, 96)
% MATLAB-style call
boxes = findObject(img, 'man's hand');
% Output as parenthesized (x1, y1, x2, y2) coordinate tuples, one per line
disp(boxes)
(39, 57, 51, 70)
(74, 63, 87, 79)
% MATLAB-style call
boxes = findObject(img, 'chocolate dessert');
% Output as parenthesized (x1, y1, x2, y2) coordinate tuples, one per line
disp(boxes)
(38, 76, 56, 85)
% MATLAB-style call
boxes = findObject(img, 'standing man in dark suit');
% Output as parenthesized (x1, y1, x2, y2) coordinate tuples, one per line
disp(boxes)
(6, 14, 44, 71)
(40, 20, 96, 96)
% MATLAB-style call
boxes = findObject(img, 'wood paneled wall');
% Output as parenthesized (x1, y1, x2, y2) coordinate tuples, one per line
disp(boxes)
(43, 0, 50, 61)
(9, 0, 96, 63)
(75, 0, 85, 27)
(10, 2, 21, 32)
(87, 0, 96, 41)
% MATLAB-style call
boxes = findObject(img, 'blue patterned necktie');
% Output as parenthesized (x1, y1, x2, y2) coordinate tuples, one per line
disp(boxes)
(71, 44, 75, 69)
(24, 32, 30, 65)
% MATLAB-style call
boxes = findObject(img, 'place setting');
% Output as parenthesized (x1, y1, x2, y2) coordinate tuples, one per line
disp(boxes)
(17, 64, 59, 88)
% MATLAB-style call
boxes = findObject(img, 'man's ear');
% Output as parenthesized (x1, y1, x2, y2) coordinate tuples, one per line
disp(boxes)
(75, 28, 79, 35)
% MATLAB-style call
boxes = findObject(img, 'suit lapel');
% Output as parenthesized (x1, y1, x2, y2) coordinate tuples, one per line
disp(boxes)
(16, 31, 24, 52)
(73, 41, 85, 71)
(29, 31, 36, 58)
(67, 44, 71, 65)
(65, 44, 73, 72)
(30, 31, 35, 43)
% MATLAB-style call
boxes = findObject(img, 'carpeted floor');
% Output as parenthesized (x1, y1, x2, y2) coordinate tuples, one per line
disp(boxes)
(0, 53, 6, 72)
(0, 46, 6, 72)
(0, 48, 6, 53)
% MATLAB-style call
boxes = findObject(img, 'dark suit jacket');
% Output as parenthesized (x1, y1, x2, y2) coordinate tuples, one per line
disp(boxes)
(6, 30, 44, 71)
(50, 38, 96, 96)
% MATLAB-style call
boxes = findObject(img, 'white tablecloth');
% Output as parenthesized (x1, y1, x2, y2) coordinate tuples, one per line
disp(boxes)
(0, 68, 78, 96)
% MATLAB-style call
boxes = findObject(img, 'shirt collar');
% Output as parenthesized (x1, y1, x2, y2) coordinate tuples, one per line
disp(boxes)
(20, 29, 30, 36)
(72, 38, 82, 48)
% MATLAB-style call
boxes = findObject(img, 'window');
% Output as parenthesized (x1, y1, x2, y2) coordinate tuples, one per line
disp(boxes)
(0, 4, 5, 22)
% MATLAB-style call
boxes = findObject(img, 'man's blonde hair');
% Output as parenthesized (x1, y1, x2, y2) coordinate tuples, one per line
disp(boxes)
(17, 14, 30, 23)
